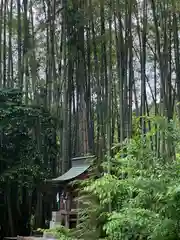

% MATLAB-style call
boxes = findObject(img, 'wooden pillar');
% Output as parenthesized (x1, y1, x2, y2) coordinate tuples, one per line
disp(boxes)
(64, 192, 70, 228)
(76, 191, 80, 226)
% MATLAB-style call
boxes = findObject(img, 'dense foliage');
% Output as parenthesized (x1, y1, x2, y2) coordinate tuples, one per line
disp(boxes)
(75, 117, 180, 240)
(0, 89, 58, 237)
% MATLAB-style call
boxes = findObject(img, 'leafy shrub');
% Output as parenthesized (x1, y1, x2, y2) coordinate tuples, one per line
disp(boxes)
(77, 117, 180, 239)
(37, 226, 73, 240)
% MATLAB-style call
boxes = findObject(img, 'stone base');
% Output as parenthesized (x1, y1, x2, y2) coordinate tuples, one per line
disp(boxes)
(49, 221, 61, 229)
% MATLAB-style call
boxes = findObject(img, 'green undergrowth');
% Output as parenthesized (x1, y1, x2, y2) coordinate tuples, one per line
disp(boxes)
(75, 117, 180, 239)
(37, 226, 74, 240)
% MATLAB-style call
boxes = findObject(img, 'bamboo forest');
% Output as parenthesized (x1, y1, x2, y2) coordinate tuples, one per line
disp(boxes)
(1, 0, 180, 239)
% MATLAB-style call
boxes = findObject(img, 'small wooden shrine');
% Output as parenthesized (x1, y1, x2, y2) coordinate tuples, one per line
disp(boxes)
(46, 155, 94, 229)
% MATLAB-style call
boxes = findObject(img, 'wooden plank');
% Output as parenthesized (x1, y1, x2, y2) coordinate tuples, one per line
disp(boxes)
(4, 237, 43, 240)
(4, 237, 17, 240)
(60, 209, 77, 215)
